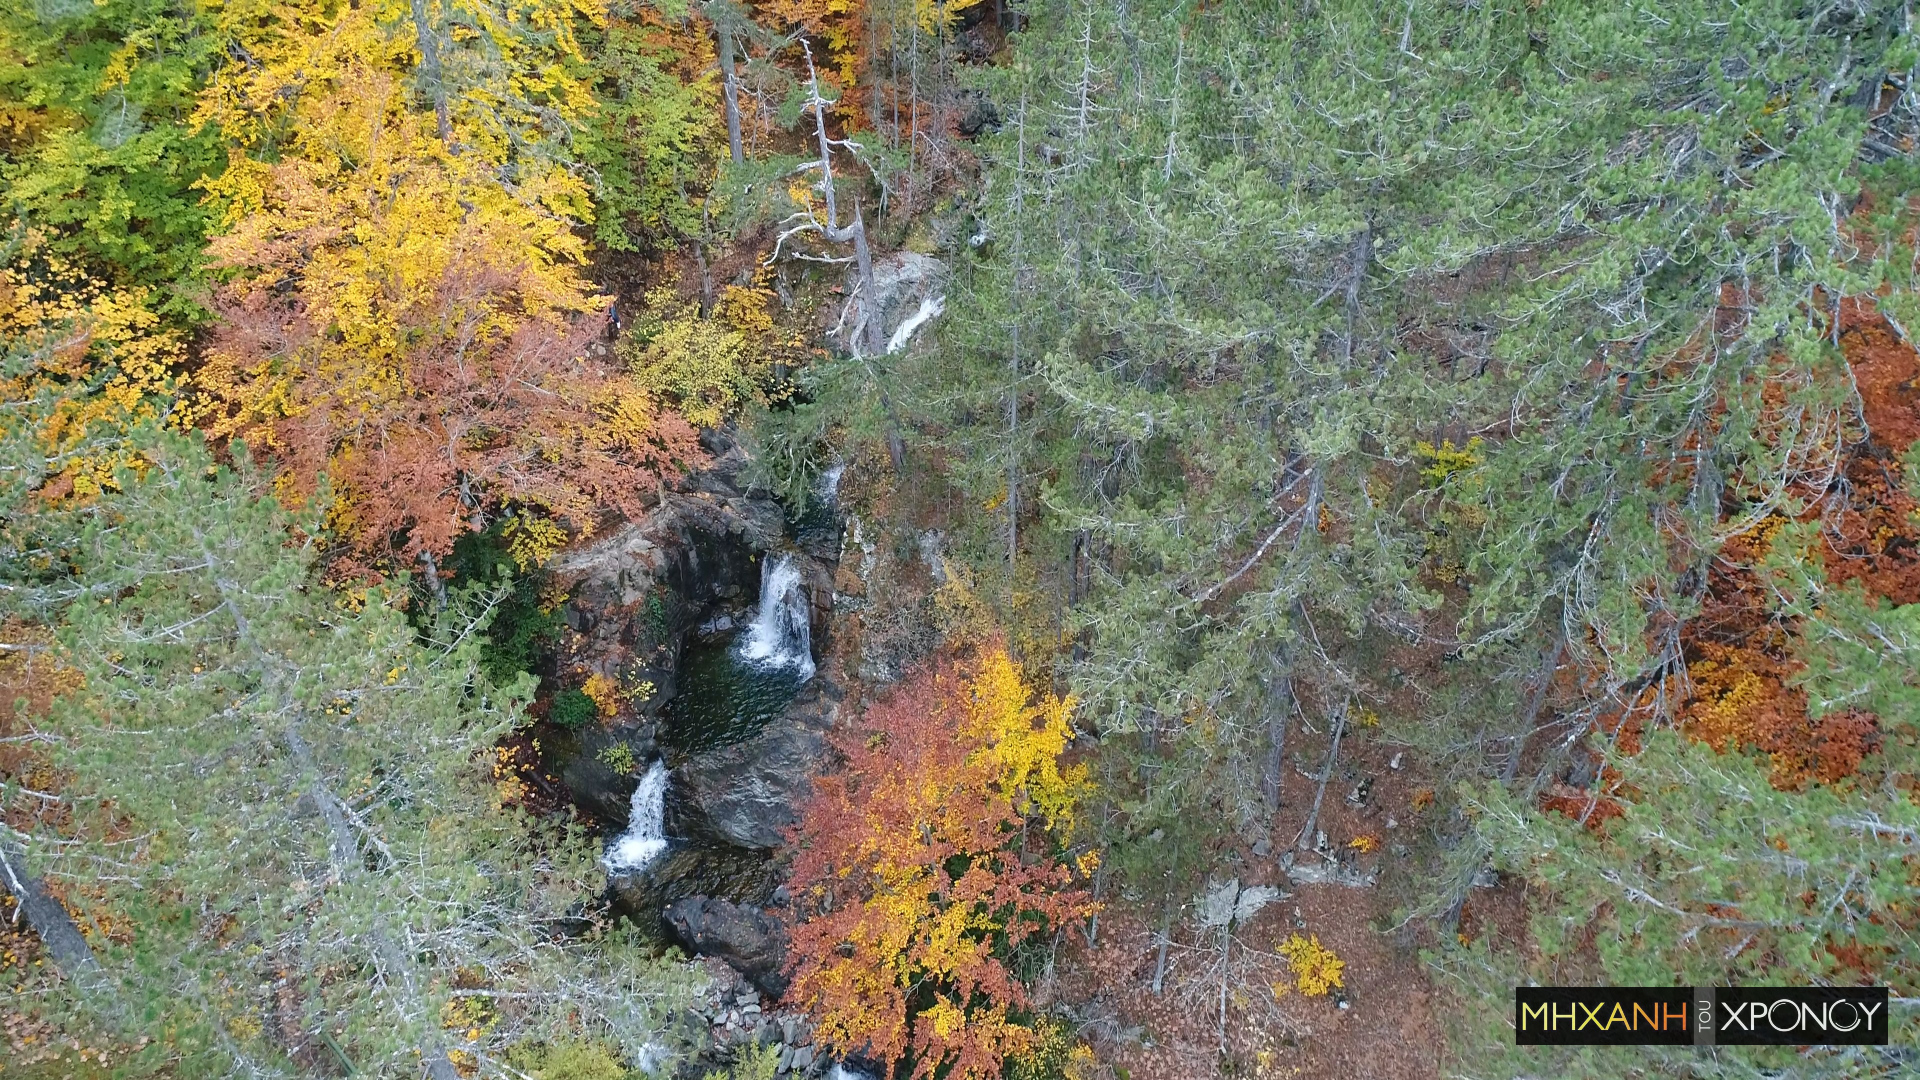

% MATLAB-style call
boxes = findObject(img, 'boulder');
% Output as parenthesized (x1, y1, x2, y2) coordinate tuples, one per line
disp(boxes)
(671, 717, 827, 850)
(543, 722, 658, 823)
(955, 87, 999, 135)
(664, 896, 790, 997)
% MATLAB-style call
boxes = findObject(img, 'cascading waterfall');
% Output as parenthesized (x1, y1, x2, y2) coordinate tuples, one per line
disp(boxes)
(603, 760, 670, 872)
(816, 460, 847, 506)
(736, 554, 815, 681)
(886, 293, 944, 354)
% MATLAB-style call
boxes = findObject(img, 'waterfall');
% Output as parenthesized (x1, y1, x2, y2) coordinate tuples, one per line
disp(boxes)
(603, 760, 670, 872)
(816, 461, 847, 506)
(886, 292, 944, 354)
(736, 554, 815, 681)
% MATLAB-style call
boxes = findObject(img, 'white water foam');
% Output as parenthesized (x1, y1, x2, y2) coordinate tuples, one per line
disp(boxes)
(736, 554, 815, 681)
(886, 292, 944, 354)
(816, 460, 847, 506)
(602, 759, 670, 872)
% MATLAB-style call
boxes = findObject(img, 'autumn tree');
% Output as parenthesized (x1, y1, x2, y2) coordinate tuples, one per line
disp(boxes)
(187, 0, 704, 576)
(0, 227, 185, 501)
(0, 0, 222, 318)
(785, 645, 1094, 1080)
(580, 4, 724, 250)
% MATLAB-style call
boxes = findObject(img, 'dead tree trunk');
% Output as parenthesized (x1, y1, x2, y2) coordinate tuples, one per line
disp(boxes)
(779, 41, 905, 469)
(718, 24, 745, 165)
(0, 840, 100, 980)
(409, 0, 453, 144)
(1261, 668, 1293, 819)
(1295, 701, 1348, 851)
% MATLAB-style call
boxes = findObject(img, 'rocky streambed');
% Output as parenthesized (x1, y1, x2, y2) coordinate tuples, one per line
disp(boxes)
(531, 254, 950, 1074)
(531, 430, 846, 1028)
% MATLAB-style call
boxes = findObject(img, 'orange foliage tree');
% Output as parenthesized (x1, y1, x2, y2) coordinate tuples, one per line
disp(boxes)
(188, 0, 705, 576)
(784, 645, 1095, 1080)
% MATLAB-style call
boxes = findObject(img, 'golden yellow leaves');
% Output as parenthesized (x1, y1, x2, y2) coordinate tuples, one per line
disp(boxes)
(619, 278, 791, 429)
(1414, 436, 1484, 488)
(959, 646, 1091, 833)
(580, 673, 621, 718)
(1276, 933, 1345, 997)
(0, 237, 186, 499)
(787, 648, 1096, 1080)
(503, 514, 569, 572)
(913, 0, 988, 34)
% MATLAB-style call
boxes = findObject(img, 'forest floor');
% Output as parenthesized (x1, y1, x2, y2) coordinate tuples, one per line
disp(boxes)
(1037, 730, 1523, 1080)
(0, 894, 128, 1077)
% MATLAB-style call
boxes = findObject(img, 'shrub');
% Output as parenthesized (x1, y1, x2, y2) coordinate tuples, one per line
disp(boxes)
(549, 688, 598, 729)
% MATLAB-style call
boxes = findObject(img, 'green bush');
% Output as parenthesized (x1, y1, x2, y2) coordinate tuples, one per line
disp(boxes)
(505, 1037, 629, 1080)
(550, 688, 598, 729)
(438, 524, 563, 689)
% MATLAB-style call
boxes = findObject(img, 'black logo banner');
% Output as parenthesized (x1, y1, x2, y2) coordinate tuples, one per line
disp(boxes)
(1515, 986, 1889, 1046)
(1714, 987, 1889, 1046)
(1515, 987, 1694, 1045)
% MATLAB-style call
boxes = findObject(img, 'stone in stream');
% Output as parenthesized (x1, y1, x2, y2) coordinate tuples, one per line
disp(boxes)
(672, 718, 827, 850)
(664, 895, 791, 996)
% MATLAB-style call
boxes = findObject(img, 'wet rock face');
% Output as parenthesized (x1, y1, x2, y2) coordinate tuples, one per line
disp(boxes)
(541, 427, 797, 821)
(664, 896, 790, 997)
(542, 722, 658, 823)
(839, 252, 946, 356)
(670, 716, 829, 850)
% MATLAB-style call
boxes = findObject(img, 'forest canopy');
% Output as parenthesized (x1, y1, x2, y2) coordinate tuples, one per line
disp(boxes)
(3, 1, 1918, 1079)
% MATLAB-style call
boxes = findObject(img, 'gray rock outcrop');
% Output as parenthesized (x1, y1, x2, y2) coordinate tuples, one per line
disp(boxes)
(671, 716, 828, 850)
(664, 896, 791, 996)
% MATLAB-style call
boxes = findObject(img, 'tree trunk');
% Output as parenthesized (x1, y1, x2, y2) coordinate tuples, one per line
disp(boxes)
(800, 41, 902, 470)
(288, 726, 461, 1080)
(1296, 702, 1347, 851)
(0, 840, 100, 981)
(1261, 670, 1292, 818)
(718, 24, 745, 165)
(409, 0, 452, 145)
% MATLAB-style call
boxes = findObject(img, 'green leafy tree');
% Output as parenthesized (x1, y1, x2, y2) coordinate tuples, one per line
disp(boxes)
(578, 9, 723, 251)
(0, 0, 221, 316)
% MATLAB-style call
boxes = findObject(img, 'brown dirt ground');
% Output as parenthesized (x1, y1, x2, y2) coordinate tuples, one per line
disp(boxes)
(1037, 731, 1483, 1080)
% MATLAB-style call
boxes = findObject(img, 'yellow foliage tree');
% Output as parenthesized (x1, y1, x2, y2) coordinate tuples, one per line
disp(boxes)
(619, 276, 803, 428)
(186, 0, 702, 573)
(960, 646, 1090, 832)
(0, 233, 184, 499)
(787, 646, 1096, 1080)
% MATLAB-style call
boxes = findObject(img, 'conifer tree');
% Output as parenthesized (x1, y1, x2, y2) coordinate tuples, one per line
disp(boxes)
(9, 429, 700, 1078)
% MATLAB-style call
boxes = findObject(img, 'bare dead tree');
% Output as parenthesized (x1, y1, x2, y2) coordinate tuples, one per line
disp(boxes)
(767, 41, 909, 469)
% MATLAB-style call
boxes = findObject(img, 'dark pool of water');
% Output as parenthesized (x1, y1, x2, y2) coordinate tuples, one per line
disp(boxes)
(659, 634, 805, 757)
(789, 499, 841, 549)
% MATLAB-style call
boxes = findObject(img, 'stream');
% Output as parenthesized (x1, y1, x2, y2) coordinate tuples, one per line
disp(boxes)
(603, 553, 815, 876)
